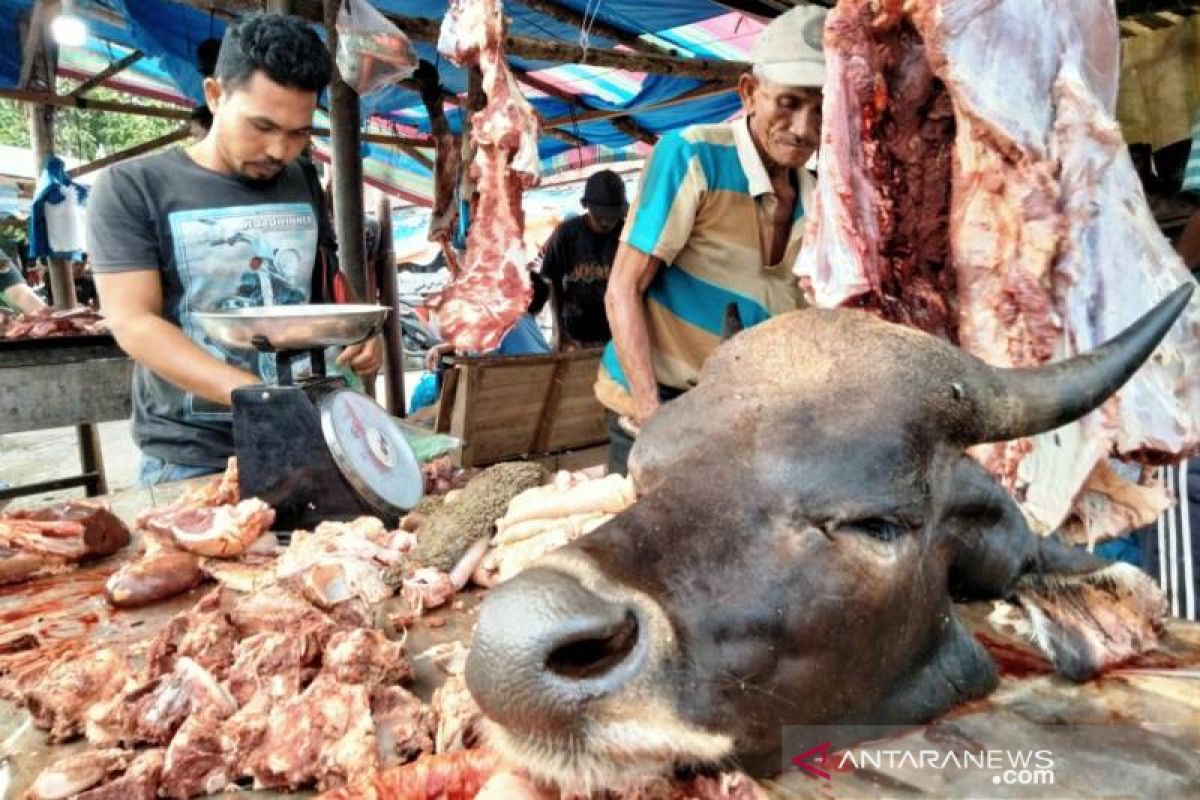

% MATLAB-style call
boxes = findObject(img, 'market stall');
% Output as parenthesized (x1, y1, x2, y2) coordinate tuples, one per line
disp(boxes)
(2, 0, 1200, 798)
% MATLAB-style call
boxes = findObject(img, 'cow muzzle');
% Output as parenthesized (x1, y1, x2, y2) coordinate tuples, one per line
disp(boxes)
(466, 567, 648, 735)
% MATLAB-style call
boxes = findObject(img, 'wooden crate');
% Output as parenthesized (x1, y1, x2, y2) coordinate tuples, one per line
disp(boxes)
(434, 348, 610, 467)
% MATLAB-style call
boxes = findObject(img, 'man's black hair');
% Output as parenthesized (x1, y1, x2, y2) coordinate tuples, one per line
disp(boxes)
(189, 105, 213, 132)
(528, 271, 550, 316)
(215, 14, 331, 94)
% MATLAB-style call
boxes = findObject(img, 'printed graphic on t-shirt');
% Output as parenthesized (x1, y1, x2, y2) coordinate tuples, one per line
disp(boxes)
(168, 203, 316, 419)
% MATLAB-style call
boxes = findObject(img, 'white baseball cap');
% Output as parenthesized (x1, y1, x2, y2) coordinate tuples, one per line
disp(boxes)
(749, 5, 828, 89)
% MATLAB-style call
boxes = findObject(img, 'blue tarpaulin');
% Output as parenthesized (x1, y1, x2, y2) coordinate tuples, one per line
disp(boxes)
(0, 0, 760, 202)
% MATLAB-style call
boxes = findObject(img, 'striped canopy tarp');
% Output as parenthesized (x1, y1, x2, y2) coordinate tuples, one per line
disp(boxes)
(2, 0, 770, 205)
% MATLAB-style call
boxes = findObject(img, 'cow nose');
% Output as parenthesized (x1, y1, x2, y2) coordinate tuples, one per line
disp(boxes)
(466, 567, 647, 734)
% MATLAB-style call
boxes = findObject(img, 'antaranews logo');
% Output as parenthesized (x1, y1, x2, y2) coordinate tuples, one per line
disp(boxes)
(784, 727, 1057, 794)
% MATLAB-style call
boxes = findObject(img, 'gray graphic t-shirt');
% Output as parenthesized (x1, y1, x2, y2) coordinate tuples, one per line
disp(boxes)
(89, 148, 317, 467)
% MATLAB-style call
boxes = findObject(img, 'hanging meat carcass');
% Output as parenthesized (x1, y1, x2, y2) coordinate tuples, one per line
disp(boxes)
(796, 0, 1200, 545)
(431, 0, 540, 353)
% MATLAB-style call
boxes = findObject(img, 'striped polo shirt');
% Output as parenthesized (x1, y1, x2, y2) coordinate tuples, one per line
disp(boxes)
(1185, 111, 1200, 195)
(597, 117, 811, 414)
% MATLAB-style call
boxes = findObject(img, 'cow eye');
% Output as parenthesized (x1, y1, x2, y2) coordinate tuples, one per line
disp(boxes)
(848, 517, 907, 542)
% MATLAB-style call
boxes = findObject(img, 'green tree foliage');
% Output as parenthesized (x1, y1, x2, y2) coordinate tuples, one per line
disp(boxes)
(0, 81, 180, 163)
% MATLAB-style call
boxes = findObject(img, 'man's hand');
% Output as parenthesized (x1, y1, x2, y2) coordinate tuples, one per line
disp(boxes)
(424, 342, 455, 372)
(337, 336, 383, 376)
(631, 394, 661, 428)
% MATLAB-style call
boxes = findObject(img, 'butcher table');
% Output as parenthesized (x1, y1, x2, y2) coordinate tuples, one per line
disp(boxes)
(2, 480, 1200, 799)
(0, 478, 480, 799)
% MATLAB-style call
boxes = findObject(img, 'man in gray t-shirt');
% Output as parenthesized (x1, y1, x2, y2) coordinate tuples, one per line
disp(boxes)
(90, 14, 381, 486)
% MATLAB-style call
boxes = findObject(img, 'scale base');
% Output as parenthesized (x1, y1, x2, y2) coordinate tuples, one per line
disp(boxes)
(232, 381, 397, 531)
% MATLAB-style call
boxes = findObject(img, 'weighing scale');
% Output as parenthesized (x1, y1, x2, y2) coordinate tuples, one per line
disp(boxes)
(195, 305, 423, 531)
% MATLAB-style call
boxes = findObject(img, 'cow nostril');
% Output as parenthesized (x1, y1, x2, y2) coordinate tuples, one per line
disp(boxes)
(545, 610, 640, 681)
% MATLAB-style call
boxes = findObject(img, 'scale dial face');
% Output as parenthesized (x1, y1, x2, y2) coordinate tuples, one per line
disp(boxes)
(319, 390, 424, 513)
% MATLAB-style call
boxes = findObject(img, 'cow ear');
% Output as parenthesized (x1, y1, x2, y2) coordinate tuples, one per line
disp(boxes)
(939, 456, 1167, 681)
(990, 536, 1167, 681)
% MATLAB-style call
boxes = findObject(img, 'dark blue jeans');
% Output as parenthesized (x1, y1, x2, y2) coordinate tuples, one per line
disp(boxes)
(137, 455, 221, 488)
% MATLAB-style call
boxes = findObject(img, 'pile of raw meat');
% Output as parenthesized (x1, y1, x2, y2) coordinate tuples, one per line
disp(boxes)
(0, 306, 108, 340)
(430, 0, 540, 352)
(10, 584, 484, 799)
(796, 0, 1200, 544)
(0, 501, 130, 585)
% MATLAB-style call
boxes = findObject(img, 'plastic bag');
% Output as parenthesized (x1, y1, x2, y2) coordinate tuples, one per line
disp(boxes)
(335, 0, 418, 96)
(396, 420, 462, 463)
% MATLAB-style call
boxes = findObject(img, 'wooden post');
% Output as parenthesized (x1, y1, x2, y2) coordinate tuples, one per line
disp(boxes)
(376, 193, 405, 416)
(265, 0, 293, 13)
(323, 0, 367, 302)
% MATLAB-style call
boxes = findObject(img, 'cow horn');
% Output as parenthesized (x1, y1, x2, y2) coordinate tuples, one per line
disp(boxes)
(971, 283, 1194, 443)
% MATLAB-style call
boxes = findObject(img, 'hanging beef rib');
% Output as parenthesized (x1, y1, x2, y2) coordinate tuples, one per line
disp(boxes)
(796, 0, 1200, 544)
(431, 0, 540, 353)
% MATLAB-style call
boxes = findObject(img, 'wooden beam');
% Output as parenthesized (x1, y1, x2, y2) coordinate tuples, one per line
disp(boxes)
(376, 192, 406, 417)
(0, 89, 433, 150)
(612, 116, 657, 145)
(174, 0, 746, 80)
(324, 0, 367, 302)
(541, 81, 736, 130)
(68, 127, 191, 178)
(515, 0, 676, 56)
(19, 0, 52, 90)
(0, 86, 192, 119)
(69, 50, 144, 98)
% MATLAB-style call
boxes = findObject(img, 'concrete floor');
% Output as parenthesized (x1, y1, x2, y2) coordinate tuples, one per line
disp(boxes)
(0, 371, 427, 507)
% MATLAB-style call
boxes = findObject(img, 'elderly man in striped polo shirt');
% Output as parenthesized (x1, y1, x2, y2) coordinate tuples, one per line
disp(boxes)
(598, 5, 827, 475)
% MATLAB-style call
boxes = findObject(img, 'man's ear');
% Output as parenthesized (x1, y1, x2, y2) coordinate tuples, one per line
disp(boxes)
(203, 77, 223, 115)
(936, 455, 1168, 681)
(737, 72, 758, 112)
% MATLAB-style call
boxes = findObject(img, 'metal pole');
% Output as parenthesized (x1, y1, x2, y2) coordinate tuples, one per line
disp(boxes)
(322, 0, 367, 303)
(376, 193, 405, 416)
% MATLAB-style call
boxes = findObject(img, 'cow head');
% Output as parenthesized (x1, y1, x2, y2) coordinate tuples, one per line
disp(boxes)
(466, 286, 1192, 792)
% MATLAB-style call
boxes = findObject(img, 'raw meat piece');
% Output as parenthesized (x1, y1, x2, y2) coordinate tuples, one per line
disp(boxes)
(0, 502, 130, 584)
(321, 628, 412, 686)
(475, 769, 768, 800)
(430, 674, 483, 754)
(317, 748, 497, 800)
(16, 646, 129, 741)
(220, 691, 273, 775)
(272, 518, 409, 608)
(86, 657, 235, 747)
(795, 0, 1200, 543)
(225, 584, 340, 644)
(0, 306, 108, 340)
(226, 631, 321, 705)
(145, 589, 239, 678)
(370, 685, 436, 768)
(401, 567, 457, 613)
(25, 749, 131, 799)
(74, 749, 165, 800)
(244, 673, 379, 791)
(162, 498, 275, 557)
(160, 712, 233, 799)
(431, 0, 540, 352)
(135, 457, 240, 531)
(0, 544, 67, 585)
(104, 548, 203, 608)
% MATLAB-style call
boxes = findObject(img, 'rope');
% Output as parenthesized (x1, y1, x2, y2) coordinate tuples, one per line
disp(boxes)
(579, 0, 604, 62)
